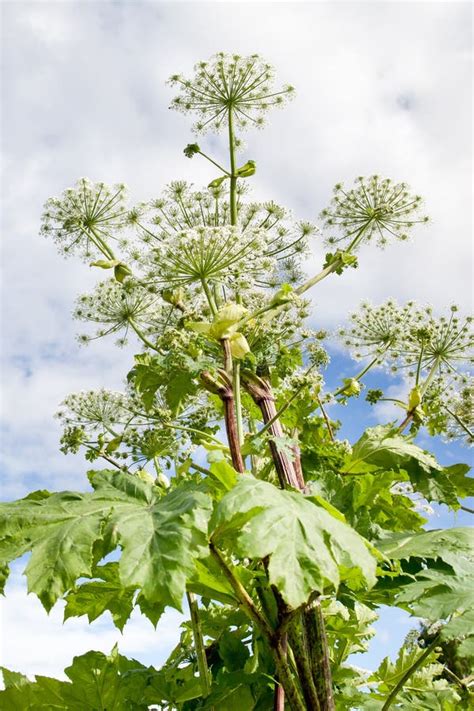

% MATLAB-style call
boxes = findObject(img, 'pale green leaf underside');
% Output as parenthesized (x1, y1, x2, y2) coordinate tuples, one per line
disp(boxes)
(212, 476, 377, 608)
(0, 470, 212, 612)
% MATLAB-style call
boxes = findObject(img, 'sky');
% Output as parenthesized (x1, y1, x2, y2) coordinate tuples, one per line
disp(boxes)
(1, 0, 473, 685)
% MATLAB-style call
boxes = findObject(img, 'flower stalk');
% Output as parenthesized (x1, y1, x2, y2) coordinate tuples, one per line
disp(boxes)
(186, 591, 212, 698)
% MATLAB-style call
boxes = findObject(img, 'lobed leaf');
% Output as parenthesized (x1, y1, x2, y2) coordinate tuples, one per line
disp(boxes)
(342, 425, 471, 508)
(211, 476, 377, 608)
(0, 470, 212, 613)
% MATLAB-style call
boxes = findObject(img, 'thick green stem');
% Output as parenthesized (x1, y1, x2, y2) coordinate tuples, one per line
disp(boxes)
(304, 599, 335, 711)
(419, 357, 441, 397)
(295, 261, 341, 297)
(86, 225, 116, 260)
(186, 592, 212, 698)
(316, 396, 334, 441)
(398, 357, 440, 433)
(346, 223, 370, 253)
(381, 636, 440, 710)
(209, 544, 306, 711)
(288, 616, 321, 711)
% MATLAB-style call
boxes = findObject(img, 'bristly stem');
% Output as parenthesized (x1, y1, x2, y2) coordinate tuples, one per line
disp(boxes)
(186, 591, 212, 699)
(255, 363, 317, 438)
(288, 615, 322, 711)
(304, 598, 335, 711)
(202, 357, 245, 473)
(242, 373, 301, 489)
(209, 543, 306, 711)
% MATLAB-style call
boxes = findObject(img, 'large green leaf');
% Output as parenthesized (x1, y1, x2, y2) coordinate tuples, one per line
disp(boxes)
(211, 476, 377, 608)
(0, 646, 153, 710)
(367, 642, 463, 709)
(439, 609, 474, 660)
(0, 470, 212, 612)
(377, 527, 474, 575)
(397, 567, 474, 618)
(128, 352, 210, 413)
(63, 562, 136, 631)
(342, 425, 470, 507)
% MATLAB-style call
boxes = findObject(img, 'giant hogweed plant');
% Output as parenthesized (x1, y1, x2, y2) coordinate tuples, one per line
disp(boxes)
(1, 52, 473, 710)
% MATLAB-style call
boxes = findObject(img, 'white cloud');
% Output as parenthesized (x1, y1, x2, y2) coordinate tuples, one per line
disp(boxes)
(0, 564, 183, 679)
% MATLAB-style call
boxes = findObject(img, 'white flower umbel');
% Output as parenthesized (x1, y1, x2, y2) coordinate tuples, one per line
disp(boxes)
(169, 52, 294, 137)
(338, 300, 416, 363)
(74, 279, 164, 347)
(321, 176, 429, 250)
(445, 378, 474, 447)
(128, 182, 317, 290)
(142, 224, 276, 291)
(402, 305, 474, 380)
(41, 178, 128, 261)
(57, 389, 135, 429)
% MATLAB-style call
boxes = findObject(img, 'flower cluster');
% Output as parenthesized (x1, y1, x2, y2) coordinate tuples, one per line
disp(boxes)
(445, 379, 473, 446)
(169, 52, 294, 138)
(402, 305, 473, 378)
(320, 176, 429, 249)
(56, 388, 184, 469)
(57, 389, 137, 429)
(127, 181, 316, 291)
(340, 301, 473, 382)
(74, 279, 166, 347)
(338, 300, 416, 363)
(41, 178, 128, 260)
